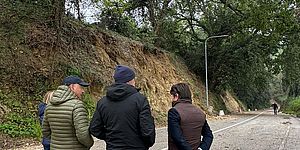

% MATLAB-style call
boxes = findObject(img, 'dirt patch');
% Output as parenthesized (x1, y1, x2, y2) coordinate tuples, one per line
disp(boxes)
(0, 134, 40, 150)
(220, 90, 243, 113)
(0, 103, 10, 119)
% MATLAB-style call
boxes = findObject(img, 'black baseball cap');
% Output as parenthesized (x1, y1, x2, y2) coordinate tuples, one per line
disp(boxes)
(63, 75, 90, 87)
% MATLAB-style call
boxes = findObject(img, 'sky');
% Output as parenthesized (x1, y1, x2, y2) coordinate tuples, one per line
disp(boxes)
(65, 0, 100, 23)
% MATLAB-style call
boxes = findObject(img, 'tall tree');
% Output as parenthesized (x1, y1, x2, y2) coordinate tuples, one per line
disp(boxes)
(53, 0, 66, 29)
(88, 0, 300, 108)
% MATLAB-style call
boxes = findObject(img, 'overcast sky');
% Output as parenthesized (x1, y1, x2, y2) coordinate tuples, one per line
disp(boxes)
(65, 0, 100, 23)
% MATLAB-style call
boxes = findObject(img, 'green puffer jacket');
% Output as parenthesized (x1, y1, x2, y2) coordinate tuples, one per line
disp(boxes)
(42, 85, 94, 150)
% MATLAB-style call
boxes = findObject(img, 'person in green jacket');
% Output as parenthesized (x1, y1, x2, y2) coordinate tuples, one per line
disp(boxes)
(42, 76, 94, 150)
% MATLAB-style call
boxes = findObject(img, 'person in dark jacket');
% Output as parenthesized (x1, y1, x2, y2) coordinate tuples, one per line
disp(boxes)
(168, 83, 213, 150)
(271, 103, 278, 115)
(38, 91, 53, 150)
(90, 65, 156, 150)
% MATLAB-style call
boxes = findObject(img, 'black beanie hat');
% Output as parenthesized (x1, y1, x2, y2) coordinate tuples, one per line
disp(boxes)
(113, 65, 135, 83)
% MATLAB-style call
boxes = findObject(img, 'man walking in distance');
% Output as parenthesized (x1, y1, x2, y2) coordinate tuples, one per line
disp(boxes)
(90, 65, 156, 150)
(42, 76, 94, 150)
(271, 103, 279, 115)
(168, 83, 213, 150)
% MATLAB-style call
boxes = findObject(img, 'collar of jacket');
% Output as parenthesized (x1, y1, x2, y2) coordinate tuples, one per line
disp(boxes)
(172, 99, 192, 107)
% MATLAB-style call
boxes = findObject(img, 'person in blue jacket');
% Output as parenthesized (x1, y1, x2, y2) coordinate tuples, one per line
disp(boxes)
(38, 91, 53, 150)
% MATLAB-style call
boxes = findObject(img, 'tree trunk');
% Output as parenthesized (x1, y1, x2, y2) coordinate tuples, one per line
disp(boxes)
(53, 0, 65, 29)
(148, 0, 157, 31)
(75, 0, 81, 21)
(51, 0, 65, 81)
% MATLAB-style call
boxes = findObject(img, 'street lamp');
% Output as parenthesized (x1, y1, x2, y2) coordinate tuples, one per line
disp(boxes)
(204, 35, 229, 108)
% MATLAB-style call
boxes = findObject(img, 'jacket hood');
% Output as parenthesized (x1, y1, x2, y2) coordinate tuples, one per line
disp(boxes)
(50, 85, 77, 105)
(106, 83, 138, 101)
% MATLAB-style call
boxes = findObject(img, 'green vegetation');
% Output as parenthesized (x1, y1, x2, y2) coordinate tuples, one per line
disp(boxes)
(0, 89, 43, 138)
(1, 0, 300, 141)
(0, 113, 41, 138)
(2, 0, 299, 108)
(0, 90, 95, 139)
(212, 95, 228, 114)
(86, 0, 300, 109)
(283, 97, 300, 117)
(83, 94, 96, 120)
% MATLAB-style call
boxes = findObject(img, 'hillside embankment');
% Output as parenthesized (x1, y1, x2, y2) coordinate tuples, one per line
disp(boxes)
(0, 20, 244, 149)
(0, 21, 209, 123)
(0, 19, 246, 123)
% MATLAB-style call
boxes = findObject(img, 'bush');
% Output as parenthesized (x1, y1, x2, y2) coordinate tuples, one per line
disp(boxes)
(82, 94, 96, 120)
(0, 113, 41, 138)
(284, 97, 300, 117)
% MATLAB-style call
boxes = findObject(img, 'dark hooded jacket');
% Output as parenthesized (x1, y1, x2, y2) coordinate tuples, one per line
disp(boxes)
(89, 83, 155, 150)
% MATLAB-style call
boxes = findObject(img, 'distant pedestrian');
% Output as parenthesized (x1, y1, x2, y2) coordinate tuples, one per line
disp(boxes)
(90, 65, 156, 150)
(168, 83, 213, 150)
(42, 75, 94, 150)
(271, 103, 278, 115)
(38, 91, 53, 150)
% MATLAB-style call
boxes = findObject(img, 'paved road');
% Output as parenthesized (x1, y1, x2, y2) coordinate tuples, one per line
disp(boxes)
(91, 109, 300, 150)
(211, 110, 300, 150)
(15, 109, 300, 150)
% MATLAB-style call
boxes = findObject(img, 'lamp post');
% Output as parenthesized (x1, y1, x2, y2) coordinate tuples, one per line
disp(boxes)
(205, 35, 229, 108)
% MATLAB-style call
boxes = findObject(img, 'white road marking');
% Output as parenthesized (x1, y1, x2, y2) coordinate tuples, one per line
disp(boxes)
(160, 111, 265, 150)
(279, 125, 291, 150)
(213, 111, 264, 134)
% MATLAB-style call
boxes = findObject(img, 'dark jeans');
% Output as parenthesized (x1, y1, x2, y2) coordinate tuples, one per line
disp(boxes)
(42, 138, 50, 150)
(274, 109, 277, 115)
(43, 144, 50, 150)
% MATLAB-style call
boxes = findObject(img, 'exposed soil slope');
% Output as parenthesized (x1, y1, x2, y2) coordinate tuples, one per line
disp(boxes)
(0, 20, 243, 149)
(0, 21, 208, 124)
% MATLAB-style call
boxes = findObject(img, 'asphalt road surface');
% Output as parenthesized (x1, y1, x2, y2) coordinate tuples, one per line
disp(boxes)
(15, 109, 300, 150)
(210, 110, 300, 150)
(91, 109, 300, 150)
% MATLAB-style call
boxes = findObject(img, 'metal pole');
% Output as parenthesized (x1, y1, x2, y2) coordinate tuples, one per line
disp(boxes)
(205, 38, 209, 108)
(205, 35, 229, 108)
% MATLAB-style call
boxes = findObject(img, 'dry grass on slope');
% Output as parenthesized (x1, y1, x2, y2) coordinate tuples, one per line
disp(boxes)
(1, 20, 209, 127)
